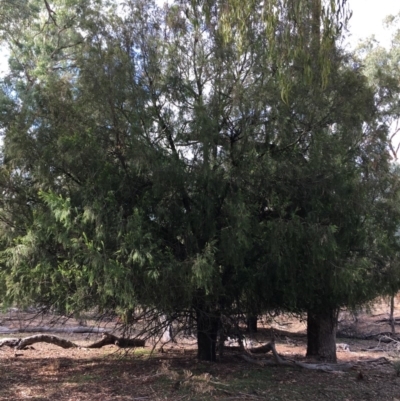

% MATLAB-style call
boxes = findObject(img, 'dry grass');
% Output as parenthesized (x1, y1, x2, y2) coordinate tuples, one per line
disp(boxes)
(1, 298, 400, 400)
(1, 346, 399, 401)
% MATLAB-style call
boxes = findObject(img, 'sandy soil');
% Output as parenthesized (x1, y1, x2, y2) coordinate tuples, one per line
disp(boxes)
(1, 298, 400, 400)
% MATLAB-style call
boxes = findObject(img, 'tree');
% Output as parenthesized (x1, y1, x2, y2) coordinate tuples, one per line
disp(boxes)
(0, 0, 267, 360)
(354, 12, 400, 334)
(244, 48, 400, 362)
(355, 13, 400, 160)
(0, 0, 397, 364)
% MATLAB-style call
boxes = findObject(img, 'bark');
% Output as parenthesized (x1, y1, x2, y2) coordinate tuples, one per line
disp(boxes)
(306, 308, 337, 363)
(0, 332, 145, 350)
(18, 335, 78, 350)
(390, 295, 396, 335)
(246, 315, 258, 333)
(241, 342, 389, 372)
(119, 308, 135, 325)
(306, 311, 319, 356)
(248, 342, 274, 354)
(0, 335, 78, 350)
(196, 308, 219, 362)
(87, 333, 145, 348)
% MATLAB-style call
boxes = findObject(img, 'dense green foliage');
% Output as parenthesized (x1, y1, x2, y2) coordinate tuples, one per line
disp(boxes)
(0, 0, 399, 361)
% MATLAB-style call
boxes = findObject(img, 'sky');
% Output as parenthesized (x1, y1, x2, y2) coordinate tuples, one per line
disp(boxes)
(346, 0, 400, 48)
(0, 0, 399, 73)
(0, 0, 398, 83)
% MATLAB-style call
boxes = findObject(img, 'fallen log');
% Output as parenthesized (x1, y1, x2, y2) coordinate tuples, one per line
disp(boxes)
(376, 334, 400, 343)
(240, 341, 391, 373)
(247, 343, 274, 354)
(375, 318, 400, 324)
(337, 330, 400, 341)
(0, 326, 108, 334)
(19, 335, 79, 349)
(0, 338, 24, 348)
(0, 332, 145, 350)
(0, 335, 78, 350)
(87, 333, 145, 348)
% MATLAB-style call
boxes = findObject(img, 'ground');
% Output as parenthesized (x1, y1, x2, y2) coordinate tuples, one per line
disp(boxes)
(1, 299, 400, 400)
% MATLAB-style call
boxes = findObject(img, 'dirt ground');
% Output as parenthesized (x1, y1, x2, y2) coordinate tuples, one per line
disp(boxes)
(1, 299, 400, 401)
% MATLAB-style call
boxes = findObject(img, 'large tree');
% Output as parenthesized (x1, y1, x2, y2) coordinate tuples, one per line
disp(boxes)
(241, 46, 400, 362)
(0, 0, 398, 363)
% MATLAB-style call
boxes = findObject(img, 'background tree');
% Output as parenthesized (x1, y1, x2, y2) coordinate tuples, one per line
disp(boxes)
(355, 12, 400, 334)
(355, 13, 400, 160)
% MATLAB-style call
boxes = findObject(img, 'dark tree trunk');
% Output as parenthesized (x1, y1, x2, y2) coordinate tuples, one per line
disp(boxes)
(306, 312, 319, 357)
(390, 294, 396, 335)
(306, 308, 337, 363)
(196, 308, 219, 362)
(246, 315, 258, 333)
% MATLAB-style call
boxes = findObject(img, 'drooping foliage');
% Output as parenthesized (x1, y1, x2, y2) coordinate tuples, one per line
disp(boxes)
(0, 0, 399, 362)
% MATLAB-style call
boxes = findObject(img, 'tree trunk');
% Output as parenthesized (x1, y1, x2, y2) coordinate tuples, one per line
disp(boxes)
(306, 308, 337, 363)
(196, 308, 219, 362)
(246, 315, 258, 333)
(390, 294, 396, 335)
(306, 311, 319, 357)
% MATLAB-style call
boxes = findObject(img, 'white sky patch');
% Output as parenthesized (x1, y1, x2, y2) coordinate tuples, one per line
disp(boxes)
(0, 46, 9, 77)
(346, 0, 399, 49)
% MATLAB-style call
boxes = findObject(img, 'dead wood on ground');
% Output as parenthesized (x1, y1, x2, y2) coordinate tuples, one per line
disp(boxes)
(87, 333, 145, 348)
(375, 318, 400, 324)
(0, 326, 108, 334)
(247, 343, 275, 354)
(0, 332, 145, 350)
(337, 330, 400, 341)
(238, 341, 391, 373)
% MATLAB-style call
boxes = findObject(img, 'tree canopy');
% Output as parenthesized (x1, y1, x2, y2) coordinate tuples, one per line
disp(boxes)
(0, 0, 399, 362)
